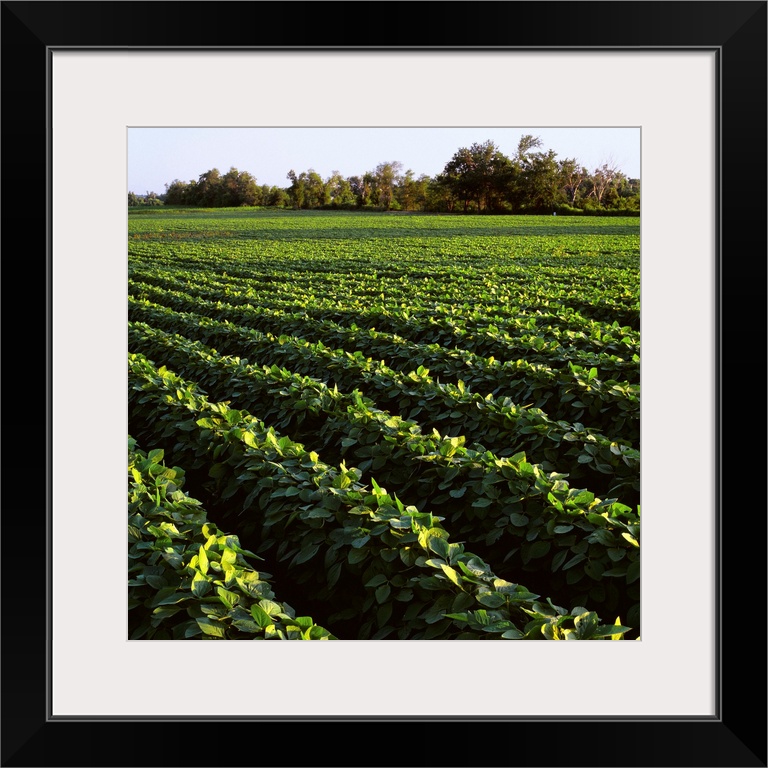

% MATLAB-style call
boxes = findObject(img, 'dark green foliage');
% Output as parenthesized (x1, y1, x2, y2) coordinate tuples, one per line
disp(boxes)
(128, 437, 336, 640)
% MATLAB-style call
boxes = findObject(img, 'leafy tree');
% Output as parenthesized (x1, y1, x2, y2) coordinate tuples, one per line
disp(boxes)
(267, 186, 290, 208)
(195, 168, 222, 207)
(163, 179, 191, 205)
(427, 175, 456, 212)
(506, 135, 548, 211)
(436, 158, 473, 212)
(440, 141, 511, 212)
(521, 148, 561, 211)
(372, 161, 403, 210)
(305, 169, 328, 208)
(398, 169, 431, 211)
(616, 177, 641, 211)
(222, 167, 260, 206)
(326, 171, 356, 208)
(440, 151, 468, 210)
(516, 134, 543, 161)
(286, 169, 327, 209)
(346, 175, 362, 207)
(348, 171, 377, 207)
(559, 158, 589, 205)
(286, 169, 305, 209)
(361, 171, 376, 207)
(143, 192, 164, 207)
(589, 161, 621, 206)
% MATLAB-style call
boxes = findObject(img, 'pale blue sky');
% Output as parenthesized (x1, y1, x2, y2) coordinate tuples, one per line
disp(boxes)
(128, 127, 640, 195)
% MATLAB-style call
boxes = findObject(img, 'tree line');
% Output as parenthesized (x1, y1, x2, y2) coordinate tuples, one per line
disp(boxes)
(129, 136, 639, 214)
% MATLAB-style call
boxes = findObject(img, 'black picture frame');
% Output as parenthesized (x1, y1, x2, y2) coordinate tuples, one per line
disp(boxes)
(5, 2, 765, 766)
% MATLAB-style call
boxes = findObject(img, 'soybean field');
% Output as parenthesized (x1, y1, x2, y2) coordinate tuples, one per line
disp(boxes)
(128, 208, 640, 641)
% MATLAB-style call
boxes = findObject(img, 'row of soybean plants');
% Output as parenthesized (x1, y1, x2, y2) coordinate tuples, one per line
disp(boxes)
(128, 352, 635, 640)
(129, 437, 336, 640)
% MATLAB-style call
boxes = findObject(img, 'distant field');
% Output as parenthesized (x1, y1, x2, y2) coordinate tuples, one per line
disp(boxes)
(128, 209, 640, 641)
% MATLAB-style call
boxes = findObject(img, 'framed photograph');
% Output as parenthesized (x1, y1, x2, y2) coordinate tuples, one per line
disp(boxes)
(7, 1, 765, 765)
